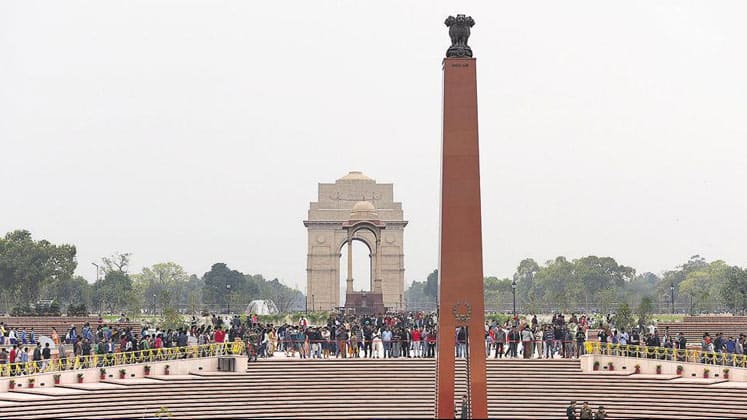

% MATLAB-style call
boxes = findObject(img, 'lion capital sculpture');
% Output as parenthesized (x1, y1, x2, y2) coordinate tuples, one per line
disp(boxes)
(445, 14, 475, 58)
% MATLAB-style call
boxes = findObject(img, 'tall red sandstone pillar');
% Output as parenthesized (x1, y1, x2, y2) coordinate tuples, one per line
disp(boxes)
(436, 14, 487, 419)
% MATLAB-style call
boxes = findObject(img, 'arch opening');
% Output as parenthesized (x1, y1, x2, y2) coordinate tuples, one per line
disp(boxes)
(339, 238, 373, 305)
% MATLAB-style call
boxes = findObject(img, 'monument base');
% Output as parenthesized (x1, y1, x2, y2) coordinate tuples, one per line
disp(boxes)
(344, 292, 386, 315)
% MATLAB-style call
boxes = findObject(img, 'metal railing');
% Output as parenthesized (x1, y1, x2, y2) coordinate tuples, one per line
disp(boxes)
(0, 341, 246, 378)
(584, 341, 747, 368)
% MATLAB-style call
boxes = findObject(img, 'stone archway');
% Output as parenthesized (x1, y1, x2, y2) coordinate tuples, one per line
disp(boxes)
(304, 171, 407, 312)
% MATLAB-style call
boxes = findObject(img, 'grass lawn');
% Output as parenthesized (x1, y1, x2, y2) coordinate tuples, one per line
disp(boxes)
(652, 314, 686, 323)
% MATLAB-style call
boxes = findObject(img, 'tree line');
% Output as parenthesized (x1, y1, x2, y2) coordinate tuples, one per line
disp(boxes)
(406, 255, 747, 315)
(3, 230, 746, 316)
(0, 230, 304, 315)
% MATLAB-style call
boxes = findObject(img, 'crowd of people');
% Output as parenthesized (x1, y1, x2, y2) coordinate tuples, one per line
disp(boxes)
(0, 315, 250, 375)
(567, 400, 607, 420)
(243, 311, 440, 360)
(2, 310, 747, 373)
(240, 311, 594, 360)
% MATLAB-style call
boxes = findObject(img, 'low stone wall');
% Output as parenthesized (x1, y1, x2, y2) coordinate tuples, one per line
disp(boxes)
(580, 354, 747, 381)
(0, 355, 247, 392)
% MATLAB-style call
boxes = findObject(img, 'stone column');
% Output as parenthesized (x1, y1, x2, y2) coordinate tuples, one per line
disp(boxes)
(370, 251, 376, 291)
(374, 236, 383, 293)
(346, 233, 354, 295)
(436, 53, 488, 418)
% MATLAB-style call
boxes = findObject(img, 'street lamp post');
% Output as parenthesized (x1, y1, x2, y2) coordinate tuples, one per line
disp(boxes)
(152, 294, 156, 315)
(670, 282, 675, 314)
(92, 262, 101, 314)
(226, 284, 231, 314)
(91, 262, 100, 281)
(511, 278, 517, 327)
(312, 294, 315, 312)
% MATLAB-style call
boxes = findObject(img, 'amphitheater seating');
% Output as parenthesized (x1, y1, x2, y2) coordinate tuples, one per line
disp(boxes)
(684, 316, 747, 323)
(657, 317, 747, 344)
(2, 358, 747, 418)
(0, 316, 141, 343)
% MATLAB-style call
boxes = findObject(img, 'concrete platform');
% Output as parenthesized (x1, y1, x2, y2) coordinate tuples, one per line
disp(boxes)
(710, 381, 747, 388)
(9, 386, 87, 396)
(630, 374, 680, 380)
(57, 382, 127, 390)
(190, 371, 246, 376)
(583, 370, 634, 376)
(103, 378, 165, 385)
(147, 374, 196, 380)
(0, 391, 54, 401)
(670, 377, 726, 385)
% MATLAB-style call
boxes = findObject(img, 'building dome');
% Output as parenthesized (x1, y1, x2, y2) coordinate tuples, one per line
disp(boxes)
(338, 171, 374, 182)
(350, 201, 379, 220)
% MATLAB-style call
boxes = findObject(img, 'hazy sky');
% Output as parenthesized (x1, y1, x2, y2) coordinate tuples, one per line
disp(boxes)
(2, 1, 746, 292)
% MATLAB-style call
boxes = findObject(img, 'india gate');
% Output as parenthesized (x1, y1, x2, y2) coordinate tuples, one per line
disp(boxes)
(304, 171, 407, 313)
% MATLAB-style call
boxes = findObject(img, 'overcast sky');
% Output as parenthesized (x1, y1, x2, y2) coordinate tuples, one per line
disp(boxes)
(2, 1, 746, 292)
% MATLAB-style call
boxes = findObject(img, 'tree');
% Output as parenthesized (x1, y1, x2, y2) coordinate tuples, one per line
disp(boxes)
(613, 303, 634, 331)
(201, 263, 247, 308)
(424, 270, 438, 299)
(513, 259, 540, 303)
(598, 288, 618, 316)
(94, 270, 133, 313)
(265, 278, 303, 313)
(101, 253, 131, 274)
(41, 275, 92, 308)
(483, 276, 512, 312)
(574, 256, 635, 309)
(534, 257, 576, 311)
(637, 296, 655, 326)
(722, 266, 747, 314)
(161, 307, 186, 331)
(0, 230, 77, 305)
(132, 262, 189, 309)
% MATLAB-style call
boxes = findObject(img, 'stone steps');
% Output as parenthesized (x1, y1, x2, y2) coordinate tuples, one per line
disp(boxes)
(2, 358, 747, 418)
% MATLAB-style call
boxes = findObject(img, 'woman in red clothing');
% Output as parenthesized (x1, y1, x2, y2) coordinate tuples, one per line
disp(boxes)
(411, 327, 421, 358)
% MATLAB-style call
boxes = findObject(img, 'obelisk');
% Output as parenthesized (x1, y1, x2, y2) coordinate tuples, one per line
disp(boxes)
(436, 14, 488, 419)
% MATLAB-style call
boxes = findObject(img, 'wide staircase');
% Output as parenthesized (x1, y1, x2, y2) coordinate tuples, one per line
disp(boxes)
(2, 358, 747, 418)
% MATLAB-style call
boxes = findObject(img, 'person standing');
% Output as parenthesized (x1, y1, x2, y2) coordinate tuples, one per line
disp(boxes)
(9, 345, 18, 375)
(32, 343, 43, 371)
(51, 327, 60, 347)
(576, 329, 586, 358)
(392, 328, 402, 358)
(566, 401, 577, 420)
(494, 325, 505, 359)
(521, 326, 534, 359)
(460, 394, 469, 419)
(402, 327, 411, 358)
(0, 348, 8, 369)
(382, 327, 392, 358)
(580, 402, 593, 419)
(535, 326, 544, 359)
(456, 327, 467, 358)
(508, 326, 519, 358)
(18, 347, 29, 375)
(411, 327, 421, 358)
(42, 342, 51, 370)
